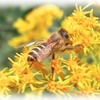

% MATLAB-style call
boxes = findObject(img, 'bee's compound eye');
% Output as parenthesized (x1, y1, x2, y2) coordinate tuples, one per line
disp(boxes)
(58, 28, 69, 39)
(63, 32, 69, 39)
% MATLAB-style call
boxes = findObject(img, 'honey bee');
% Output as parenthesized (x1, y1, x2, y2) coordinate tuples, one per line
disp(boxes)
(19, 28, 82, 79)
(27, 28, 81, 62)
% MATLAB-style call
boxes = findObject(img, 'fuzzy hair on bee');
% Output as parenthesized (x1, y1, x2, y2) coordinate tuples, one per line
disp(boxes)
(27, 28, 73, 62)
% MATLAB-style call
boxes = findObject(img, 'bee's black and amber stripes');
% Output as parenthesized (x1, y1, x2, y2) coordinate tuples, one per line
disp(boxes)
(27, 43, 48, 62)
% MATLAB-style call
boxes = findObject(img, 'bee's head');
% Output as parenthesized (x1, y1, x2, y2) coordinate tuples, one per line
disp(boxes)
(58, 28, 69, 39)
(58, 28, 72, 45)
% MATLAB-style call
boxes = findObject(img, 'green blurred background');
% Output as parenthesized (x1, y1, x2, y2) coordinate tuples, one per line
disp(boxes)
(0, 2, 99, 69)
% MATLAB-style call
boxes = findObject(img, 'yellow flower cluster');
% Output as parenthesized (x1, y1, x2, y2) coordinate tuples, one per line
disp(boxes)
(1, 52, 100, 98)
(62, 4, 100, 54)
(1, 4, 100, 99)
(8, 4, 63, 47)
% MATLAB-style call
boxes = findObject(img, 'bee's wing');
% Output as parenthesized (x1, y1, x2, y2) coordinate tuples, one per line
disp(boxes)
(16, 39, 46, 48)
(37, 42, 58, 62)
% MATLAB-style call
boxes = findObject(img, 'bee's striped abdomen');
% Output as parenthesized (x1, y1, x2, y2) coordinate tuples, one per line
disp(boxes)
(27, 43, 47, 62)
(27, 42, 57, 62)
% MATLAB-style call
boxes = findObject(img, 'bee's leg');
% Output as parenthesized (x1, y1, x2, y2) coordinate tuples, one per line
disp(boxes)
(61, 44, 83, 52)
(51, 53, 55, 80)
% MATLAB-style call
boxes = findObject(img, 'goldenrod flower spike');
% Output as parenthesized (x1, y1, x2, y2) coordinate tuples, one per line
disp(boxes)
(8, 4, 63, 47)
(62, 4, 100, 55)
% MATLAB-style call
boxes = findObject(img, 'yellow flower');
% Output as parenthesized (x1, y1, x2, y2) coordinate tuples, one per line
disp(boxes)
(46, 76, 73, 96)
(8, 52, 45, 93)
(62, 4, 100, 54)
(60, 54, 91, 85)
(91, 64, 100, 82)
(0, 68, 13, 95)
(13, 18, 29, 33)
(9, 4, 63, 47)
(77, 80, 100, 95)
